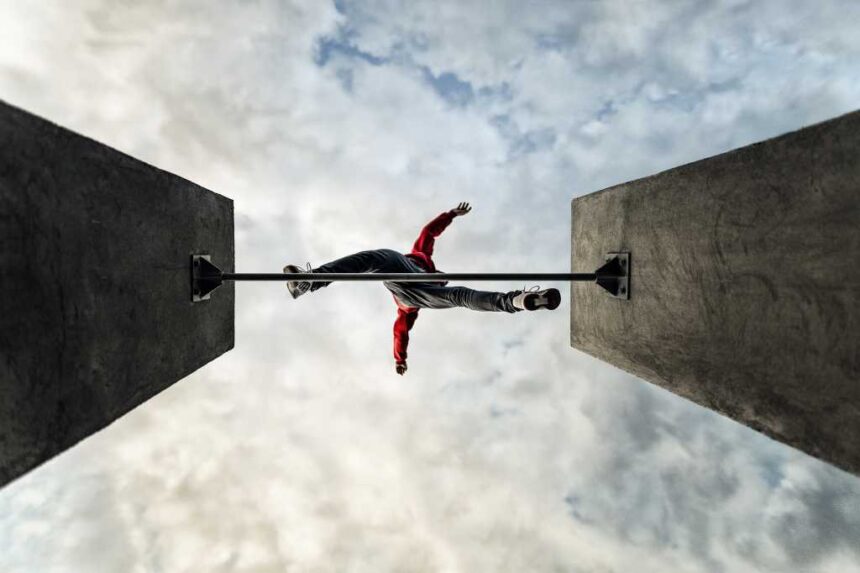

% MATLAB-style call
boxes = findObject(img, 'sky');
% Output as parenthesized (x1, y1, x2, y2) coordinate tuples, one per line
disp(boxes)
(1, 1, 860, 572)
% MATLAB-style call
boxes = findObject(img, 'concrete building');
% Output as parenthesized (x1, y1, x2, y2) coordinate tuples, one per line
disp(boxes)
(571, 110, 860, 476)
(0, 101, 234, 488)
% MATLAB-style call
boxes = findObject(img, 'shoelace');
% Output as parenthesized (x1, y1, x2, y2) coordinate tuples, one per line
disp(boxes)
(521, 284, 541, 293)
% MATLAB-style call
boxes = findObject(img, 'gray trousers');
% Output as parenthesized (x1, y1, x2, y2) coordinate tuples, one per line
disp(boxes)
(309, 248, 520, 313)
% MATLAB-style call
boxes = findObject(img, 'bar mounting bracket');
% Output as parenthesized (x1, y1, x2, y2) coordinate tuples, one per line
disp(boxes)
(595, 252, 630, 300)
(191, 254, 223, 303)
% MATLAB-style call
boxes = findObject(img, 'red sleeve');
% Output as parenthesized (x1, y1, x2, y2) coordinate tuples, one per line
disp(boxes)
(411, 210, 456, 258)
(393, 308, 419, 364)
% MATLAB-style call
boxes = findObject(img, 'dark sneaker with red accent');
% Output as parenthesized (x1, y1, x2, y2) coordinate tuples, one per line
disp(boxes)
(283, 263, 312, 299)
(513, 286, 561, 311)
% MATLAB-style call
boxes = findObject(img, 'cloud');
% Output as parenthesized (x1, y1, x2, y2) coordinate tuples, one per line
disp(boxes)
(2, 1, 860, 572)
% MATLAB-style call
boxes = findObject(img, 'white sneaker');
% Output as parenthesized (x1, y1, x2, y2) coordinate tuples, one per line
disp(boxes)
(283, 262, 312, 299)
(513, 286, 561, 311)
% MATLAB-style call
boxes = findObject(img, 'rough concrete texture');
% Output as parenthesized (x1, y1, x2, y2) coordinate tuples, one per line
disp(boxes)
(0, 100, 234, 488)
(571, 111, 860, 476)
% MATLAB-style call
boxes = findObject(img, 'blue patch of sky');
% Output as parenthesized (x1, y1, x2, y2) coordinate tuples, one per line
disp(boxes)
(420, 67, 475, 107)
(314, 32, 549, 158)
(313, 23, 514, 113)
(314, 36, 388, 67)
(314, 37, 483, 110)
(421, 69, 514, 109)
(313, 35, 391, 93)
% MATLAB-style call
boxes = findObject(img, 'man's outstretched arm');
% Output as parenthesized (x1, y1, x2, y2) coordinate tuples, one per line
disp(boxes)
(393, 308, 418, 375)
(411, 202, 472, 257)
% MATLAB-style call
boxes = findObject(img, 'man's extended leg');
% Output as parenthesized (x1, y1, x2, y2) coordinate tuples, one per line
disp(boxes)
(388, 283, 561, 312)
(389, 284, 522, 313)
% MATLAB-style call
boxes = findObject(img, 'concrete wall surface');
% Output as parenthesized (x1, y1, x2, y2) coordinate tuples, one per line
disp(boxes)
(0, 100, 234, 488)
(571, 110, 860, 475)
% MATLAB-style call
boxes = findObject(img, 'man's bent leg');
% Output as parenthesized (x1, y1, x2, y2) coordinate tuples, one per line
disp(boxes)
(308, 249, 413, 292)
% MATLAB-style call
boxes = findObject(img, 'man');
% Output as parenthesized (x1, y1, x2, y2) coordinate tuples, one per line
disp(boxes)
(284, 203, 561, 375)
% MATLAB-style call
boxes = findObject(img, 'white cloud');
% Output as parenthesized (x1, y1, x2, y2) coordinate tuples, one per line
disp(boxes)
(2, 1, 860, 572)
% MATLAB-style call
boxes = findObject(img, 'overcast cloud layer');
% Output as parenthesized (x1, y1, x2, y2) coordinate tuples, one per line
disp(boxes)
(2, 1, 860, 572)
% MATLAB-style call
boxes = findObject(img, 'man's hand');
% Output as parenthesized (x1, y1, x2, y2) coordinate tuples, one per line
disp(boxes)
(452, 202, 472, 217)
(396, 362, 408, 375)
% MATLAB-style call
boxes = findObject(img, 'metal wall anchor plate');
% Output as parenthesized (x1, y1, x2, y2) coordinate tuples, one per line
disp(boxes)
(191, 254, 224, 303)
(595, 252, 630, 300)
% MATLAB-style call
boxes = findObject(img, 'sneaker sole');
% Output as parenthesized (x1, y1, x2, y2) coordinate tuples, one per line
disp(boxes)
(283, 265, 305, 299)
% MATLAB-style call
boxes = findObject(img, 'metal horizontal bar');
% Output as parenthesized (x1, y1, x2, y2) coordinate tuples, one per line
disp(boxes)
(220, 272, 599, 282)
